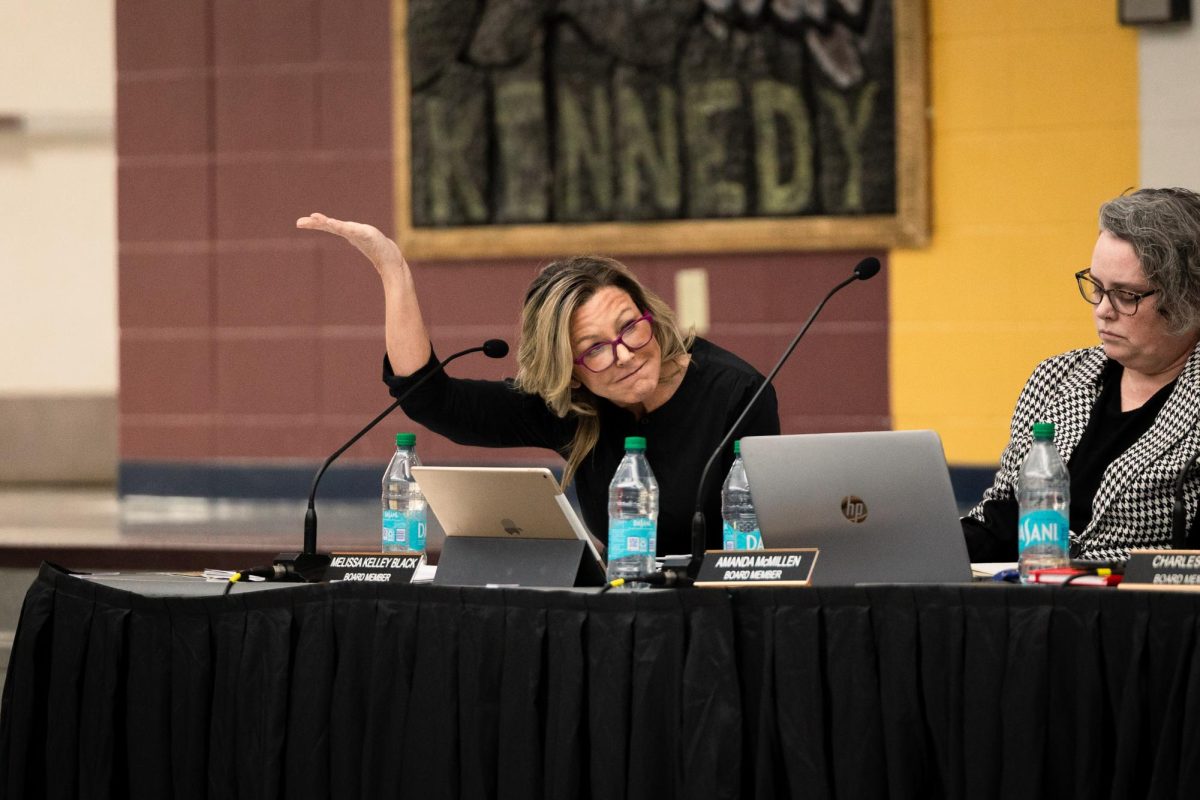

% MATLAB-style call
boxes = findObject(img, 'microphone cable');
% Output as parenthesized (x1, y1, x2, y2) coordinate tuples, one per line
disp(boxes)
(598, 570, 695, 593)
(221, 564, 292, 596)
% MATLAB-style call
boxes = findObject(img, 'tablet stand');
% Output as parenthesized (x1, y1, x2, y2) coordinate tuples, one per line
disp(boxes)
(433, 537, 605, 587)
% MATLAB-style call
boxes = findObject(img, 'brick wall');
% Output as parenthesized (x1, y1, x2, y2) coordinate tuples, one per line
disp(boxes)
(116, 0, 888, 493)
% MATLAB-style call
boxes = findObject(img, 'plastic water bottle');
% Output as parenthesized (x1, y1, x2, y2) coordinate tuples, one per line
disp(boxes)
(1017, 421, 1070, 581)
(607, 436, 659, 586)
(722, 440, 763, 550)
(382, 432, 427, 553)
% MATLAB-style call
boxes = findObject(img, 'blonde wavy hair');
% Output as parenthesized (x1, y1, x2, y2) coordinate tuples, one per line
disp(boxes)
(513, 256, 694, 488)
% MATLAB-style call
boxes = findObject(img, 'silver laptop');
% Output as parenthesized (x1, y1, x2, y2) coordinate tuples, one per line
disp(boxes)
(739, 430, 972, 585)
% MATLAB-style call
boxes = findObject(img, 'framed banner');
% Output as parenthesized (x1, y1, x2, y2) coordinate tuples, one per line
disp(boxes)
(393, 0, 928, 258)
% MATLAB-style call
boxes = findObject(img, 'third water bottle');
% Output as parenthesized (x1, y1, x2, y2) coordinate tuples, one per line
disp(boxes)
(722, 440, 763, 550)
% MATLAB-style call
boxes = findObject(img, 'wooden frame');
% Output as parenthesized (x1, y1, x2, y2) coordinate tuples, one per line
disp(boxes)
(392, 0, 929, 259)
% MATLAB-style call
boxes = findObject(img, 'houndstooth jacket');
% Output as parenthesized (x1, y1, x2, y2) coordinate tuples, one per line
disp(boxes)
(966, 342, 1200, 561)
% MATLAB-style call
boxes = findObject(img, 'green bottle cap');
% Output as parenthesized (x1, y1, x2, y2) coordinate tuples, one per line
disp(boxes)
(395, 432, 416, 447)
(1031, 422, 1054, 441)
(624, 436, 647, 451)
(733, 439, 741, 455)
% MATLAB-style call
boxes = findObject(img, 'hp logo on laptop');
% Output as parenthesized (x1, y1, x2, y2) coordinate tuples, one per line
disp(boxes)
(840, 496, 868, 523)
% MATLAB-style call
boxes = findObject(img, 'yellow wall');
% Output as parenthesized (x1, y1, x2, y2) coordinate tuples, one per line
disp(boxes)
(890, 0, 1139, 465)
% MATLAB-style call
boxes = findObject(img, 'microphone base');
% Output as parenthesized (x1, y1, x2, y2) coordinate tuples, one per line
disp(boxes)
(655, 564, 695, 588)
(273, 551, 332, 583)
(658, 554, 693, 572)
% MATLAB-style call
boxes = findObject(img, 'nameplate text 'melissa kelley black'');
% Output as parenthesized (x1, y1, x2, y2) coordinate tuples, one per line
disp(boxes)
(322, 552, 424, 584)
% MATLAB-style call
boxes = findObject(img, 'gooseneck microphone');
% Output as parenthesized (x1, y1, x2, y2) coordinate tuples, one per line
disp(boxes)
(1171, 449, 1200, 549)
(270, 339, 510, 581)
(684, 256, 882, 578)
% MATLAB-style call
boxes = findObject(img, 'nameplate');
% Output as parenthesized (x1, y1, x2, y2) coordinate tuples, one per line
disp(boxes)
(1120, 549, 1200, 591)
(694, 548, 818, 588)
(324, 552, 424, 583)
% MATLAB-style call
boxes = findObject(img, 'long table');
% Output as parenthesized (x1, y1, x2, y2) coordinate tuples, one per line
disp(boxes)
(3, 564, 1199, 799)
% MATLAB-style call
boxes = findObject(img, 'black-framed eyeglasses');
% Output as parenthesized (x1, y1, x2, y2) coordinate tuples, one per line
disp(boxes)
(1074, 268, 1158, 316)
(572, 311, 654, 373)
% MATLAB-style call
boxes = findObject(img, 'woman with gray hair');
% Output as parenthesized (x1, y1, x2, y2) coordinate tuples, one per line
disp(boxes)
(963, 187, 1200, 562)
(296, 213, 779, 556)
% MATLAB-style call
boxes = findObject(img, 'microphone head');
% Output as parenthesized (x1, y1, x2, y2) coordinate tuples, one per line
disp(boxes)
(853, 256, 881, 281)
(483, 339, 510, 358)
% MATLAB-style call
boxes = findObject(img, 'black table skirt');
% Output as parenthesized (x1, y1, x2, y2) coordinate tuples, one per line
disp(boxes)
(3, 564, 1200, 800)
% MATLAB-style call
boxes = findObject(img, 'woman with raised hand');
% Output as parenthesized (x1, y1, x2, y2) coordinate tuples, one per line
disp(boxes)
(297, 213, 780, 555)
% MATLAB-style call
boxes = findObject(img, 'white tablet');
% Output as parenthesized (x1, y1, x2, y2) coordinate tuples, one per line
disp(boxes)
(410, 466, 605, 566)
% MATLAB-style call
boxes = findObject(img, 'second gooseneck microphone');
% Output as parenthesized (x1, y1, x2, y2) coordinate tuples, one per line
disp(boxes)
(685, 256, 882, 578)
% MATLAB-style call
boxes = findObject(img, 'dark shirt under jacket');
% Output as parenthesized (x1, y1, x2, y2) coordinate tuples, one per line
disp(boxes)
(383, 338, 780, 555)
(963, 361, 1186, 560)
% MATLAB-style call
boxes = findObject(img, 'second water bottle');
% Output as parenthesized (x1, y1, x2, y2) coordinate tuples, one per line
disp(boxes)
(607, 436, 658, 586)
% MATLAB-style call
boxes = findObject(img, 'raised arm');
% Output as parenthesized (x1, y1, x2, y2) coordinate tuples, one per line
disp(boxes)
(296, 212, 431, 376)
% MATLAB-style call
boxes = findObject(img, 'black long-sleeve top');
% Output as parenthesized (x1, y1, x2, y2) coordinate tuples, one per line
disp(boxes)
(383, 338, 780, 555)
